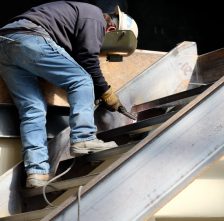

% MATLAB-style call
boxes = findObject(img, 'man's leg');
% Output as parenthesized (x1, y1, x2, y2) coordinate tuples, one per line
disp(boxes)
(17, 36, 118, 155)
(1, 33, 117, 162)
(0, 36, 50, 183)
(0, 65, 50, 176)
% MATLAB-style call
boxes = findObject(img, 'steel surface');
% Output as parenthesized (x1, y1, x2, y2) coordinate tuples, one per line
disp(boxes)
(97, 111, 176, 142)
(95, 41, 198, 132)
(132, 84, 210, 113)
(42, 70, 224, 221)
(0, 105, 69, 138)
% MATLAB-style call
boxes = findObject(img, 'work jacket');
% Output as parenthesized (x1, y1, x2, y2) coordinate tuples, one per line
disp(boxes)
(7, 1, 110, 99)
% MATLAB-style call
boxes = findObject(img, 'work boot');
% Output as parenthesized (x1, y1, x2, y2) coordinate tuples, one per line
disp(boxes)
(26, 174, 52, 188)
(70, 138, 118, 156)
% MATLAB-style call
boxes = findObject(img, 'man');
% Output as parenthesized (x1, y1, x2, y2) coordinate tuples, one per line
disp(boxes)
(0, 1, 138, 188)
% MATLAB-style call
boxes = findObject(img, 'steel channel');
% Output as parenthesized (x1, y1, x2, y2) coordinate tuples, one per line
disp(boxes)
(132, 84, 210, 113)
(0, 104, 69, 138)
(42, 73, 224, 221)
(94, 42, 198, 132)
(97, 111, 176, 141)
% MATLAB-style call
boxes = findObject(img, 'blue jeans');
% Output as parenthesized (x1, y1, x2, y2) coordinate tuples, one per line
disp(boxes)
(0, 20, 97, 174)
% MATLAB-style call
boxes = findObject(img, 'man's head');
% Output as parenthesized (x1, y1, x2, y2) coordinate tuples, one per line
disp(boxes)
(103, 5, 138, 39)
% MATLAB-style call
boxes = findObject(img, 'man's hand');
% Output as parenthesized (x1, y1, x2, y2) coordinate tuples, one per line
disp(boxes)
(101, 86, 122, 112)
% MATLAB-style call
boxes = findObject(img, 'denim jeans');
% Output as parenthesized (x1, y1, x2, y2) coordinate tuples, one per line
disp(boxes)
(0, 20, 97, 174)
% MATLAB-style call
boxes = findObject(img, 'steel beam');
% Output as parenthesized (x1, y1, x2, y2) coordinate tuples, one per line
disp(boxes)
(0, 104, 69, 138)
(42, 76, 224, 221)
(97, 111, 176, 142)
(95, 41, 198, 132)
(131, 84, 210, 113)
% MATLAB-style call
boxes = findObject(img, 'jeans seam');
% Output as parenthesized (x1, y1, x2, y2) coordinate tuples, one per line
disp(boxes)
(70, 135, 96, 144)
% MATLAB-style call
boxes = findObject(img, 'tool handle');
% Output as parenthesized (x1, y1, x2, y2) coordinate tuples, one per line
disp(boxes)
(118, 106, 137, 121)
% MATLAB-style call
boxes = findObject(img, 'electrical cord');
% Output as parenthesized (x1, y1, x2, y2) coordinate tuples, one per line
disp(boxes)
(42, 158, 99, 221)
(42, 158, 76, 207)
(77, 185, 83, 221)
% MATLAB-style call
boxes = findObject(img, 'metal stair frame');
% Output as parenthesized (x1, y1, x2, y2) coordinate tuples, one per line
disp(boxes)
(42, 76, 224, 221)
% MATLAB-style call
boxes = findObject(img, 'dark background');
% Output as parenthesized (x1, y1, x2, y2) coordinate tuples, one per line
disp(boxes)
(128, 0, 224, 55)
(0, 0, 223, 55)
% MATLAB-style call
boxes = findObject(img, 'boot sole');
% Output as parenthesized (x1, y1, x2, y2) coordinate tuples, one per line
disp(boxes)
(70, 146, 116, 157)
(26, 178, 49, 188)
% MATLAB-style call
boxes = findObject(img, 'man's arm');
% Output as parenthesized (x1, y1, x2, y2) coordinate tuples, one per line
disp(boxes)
(72, 18, 109, 99)
(72, 17, 123, 111)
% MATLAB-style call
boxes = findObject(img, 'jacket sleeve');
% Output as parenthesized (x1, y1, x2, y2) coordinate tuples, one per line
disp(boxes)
(72, 18, 109, 99)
